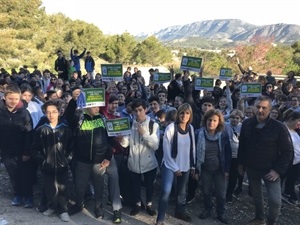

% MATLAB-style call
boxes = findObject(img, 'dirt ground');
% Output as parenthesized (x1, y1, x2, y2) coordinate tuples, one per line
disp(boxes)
(1, 164, 300, 225)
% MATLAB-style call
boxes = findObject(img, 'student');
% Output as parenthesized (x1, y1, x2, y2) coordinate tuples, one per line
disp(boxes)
(120, 98, 160, 216)
(0, 84, 34, 208)
(282, 110, 300, 206)
(31, 100, 73, 222)
(65, 89, 114, 221)
(225, 109, 244, 203)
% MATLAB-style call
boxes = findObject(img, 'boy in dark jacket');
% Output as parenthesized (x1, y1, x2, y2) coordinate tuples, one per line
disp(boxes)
(0, 84, 33, 208)
(31, 100, 73, 222)
(65, 88, 113, 221)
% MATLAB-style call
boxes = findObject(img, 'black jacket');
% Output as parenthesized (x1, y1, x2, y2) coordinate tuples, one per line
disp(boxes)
(32, 122, 73, 173)
(167, 79, 184, 102)
(0, 100, 32, 157)
(183, 79, 202, 130)
(64, 99, 112, 164)
(238, 116, 293, 176)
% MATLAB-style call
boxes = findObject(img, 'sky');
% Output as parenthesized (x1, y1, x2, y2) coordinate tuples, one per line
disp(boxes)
(42, 0, 300, 35)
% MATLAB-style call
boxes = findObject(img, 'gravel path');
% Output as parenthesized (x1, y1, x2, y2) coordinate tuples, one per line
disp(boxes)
(1, 164, 300, 225)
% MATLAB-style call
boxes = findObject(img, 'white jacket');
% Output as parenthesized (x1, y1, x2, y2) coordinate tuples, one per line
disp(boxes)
(121, 116, 160, 173)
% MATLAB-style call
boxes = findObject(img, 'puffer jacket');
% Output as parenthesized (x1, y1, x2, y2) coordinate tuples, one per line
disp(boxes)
(0, 99, 32, 157)
(238, 116, 293, 176)
(32, 122, 73, 173)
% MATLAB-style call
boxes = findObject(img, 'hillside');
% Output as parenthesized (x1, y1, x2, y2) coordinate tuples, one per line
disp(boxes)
(136, 19, 300, 48)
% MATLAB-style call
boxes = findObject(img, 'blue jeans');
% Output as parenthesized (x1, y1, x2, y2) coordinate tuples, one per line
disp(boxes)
(156, 165, 190, 223)
(201, 169, 226, 216)
(247, 168, 281, 224)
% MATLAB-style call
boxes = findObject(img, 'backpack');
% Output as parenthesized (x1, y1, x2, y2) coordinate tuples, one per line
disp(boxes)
(149, 119, 154, 135)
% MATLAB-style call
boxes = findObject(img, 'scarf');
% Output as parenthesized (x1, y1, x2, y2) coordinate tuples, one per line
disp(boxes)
(196, 127, 222, 173)
(171, 123, 195, 167)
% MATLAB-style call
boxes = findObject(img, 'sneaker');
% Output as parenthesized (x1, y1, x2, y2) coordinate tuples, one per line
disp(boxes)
(146, 205, 156, 216)
(186, 195, 195, 204)
(59, 212, 70, 222)
(248, 217, 266, 225)
(130, 205, 141, 216)
(226, 195, 233, 204)
(24, 197, 34, 208)
(174, 212, 192, 222)
(199, 209, 211, 219)
(43, 208, 55, 216)
(234, 187, 242, 197)
(94, 207, 104, 219)
(36, 204, 48, 213)
(217, 215, 229, 224)
(68, 204, 83, 215)
(12, 196, 23, 206)
(282, 193, 298, 206)
(113, 210, 122, 224)
(286, 197, 298, 206)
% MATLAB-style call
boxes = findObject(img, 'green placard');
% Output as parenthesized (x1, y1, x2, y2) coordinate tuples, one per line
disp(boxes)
(101, 64, 123, 82)
(105, 118, 131, 136)
(240, 83, 262, 97)
(195, 77, 214, 91)
(180, 56, 202, 72)
(82, 88, 105, 108)
(153, 73, 172, 84)
(219, 68, 233, 80)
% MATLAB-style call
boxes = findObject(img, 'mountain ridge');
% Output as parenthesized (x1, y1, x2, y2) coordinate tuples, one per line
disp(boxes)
(136, 19, 300, 47)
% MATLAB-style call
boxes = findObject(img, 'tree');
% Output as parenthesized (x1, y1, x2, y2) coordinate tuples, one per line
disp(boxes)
(135, 36, 172, 65)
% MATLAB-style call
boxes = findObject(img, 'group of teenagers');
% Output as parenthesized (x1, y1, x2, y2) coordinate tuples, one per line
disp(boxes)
(0, 58, 299, 225)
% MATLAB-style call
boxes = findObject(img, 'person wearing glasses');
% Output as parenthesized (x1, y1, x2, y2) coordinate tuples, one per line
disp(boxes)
(31, 100, 73, 222)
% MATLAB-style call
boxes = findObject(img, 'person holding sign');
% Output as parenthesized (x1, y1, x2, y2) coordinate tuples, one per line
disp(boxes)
(156, 103, 196, 224)
(216, 80, 233, 121)
(167, 73, 184, 104)
(64, 89, 119, 222)
(120, 99, 160, 217)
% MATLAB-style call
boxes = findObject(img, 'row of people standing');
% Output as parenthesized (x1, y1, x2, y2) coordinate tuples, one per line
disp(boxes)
(0, 67, 298, 225)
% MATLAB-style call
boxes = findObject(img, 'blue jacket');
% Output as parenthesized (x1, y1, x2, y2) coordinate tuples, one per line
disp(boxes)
(70, 48, 86, 71)
(196, 128, 232, 174)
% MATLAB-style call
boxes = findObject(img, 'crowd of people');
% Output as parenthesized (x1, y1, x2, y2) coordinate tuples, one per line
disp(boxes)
(0, 49, 299, 225)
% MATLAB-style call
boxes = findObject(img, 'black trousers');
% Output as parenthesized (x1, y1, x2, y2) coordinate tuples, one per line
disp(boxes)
(130, 168, 157, 205)
(43, 169, 69, 214)
(2, 156, 34, 197)
(226, 158, 239, 197)
(283, 163, 300, 199)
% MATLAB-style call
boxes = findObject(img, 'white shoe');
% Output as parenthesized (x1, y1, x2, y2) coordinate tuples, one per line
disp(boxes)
(59, 212, 70, 222)
(43, 208, 55, 216)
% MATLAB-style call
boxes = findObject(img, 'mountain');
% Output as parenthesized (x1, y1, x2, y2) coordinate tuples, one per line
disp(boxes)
(136, 19, 300, 47)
